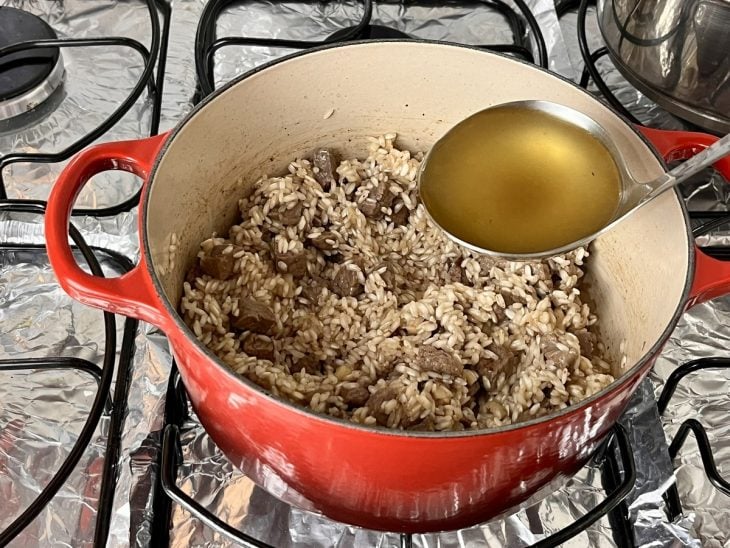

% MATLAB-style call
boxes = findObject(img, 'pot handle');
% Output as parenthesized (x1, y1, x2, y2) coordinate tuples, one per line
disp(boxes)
(45, 133, 170, 328)
(638, 126, 730, 307)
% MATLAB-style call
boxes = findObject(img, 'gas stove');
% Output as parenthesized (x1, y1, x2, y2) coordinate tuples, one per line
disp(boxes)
(1, 1, 729, 547)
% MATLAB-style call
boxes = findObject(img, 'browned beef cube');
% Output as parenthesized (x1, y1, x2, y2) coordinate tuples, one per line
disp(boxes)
(295, 354, 322, 375)
(242, 335, 275, 361)
(541, 333, 578, 368)
(359, 181, 394, 219)
(271, 202, 303, 226)
(575, 329, 596, 356)
(339, 383, 370, 407)
(232, 298, 276, 334)
(330, 266, 364, 298)
(476, 344, 519, 383)
(365, 385, 398, 426)
(200, 245, 235, 280)
(310, 231, 338, 251)
(390, 204, 410, 226)
(415, 346, 464, 376)
(272, 247, 309, 277)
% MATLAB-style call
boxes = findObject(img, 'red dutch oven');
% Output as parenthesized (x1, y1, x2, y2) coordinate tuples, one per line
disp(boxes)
(44, 42, 730, 533)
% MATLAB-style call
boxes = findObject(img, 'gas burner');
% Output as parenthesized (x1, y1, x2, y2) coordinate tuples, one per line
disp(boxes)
(0, 7, 65, 123)
(327, 24, 411, 41)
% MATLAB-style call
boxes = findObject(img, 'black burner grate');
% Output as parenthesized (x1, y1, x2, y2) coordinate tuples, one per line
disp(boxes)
(558, 0, 730, 236)
(0, 0, 171, 216)
(554, 0, 640, 124)
(0, 202, 139, 546)
(657, 357, 730, 522)
(0, 7, 172, 536)
(193, 0, 548, 100)
(327, 23, 410, 41)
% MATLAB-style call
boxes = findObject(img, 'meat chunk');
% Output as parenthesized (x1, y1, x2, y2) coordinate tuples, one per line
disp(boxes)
(295, 354, 322, 375)
(477, 255, 498, 274)
(200, 245, 235, 280)
(541, 334, 578, 369)
(365, 385, 398, 426)
(330, 266, 364, 298)
(390, 204, 410, 226)
(381, 267, 398, 290)
(260, 229, 274, 244)
(501, 291, 516, 309)
(409, 416, 435, 431)
(500, 289, 528, 307)
(339, 383, 370, 407)
(494, 289, 528, 322)
(575, 329, 596, 356)
(359, 181, 394, 219)
(446, 261, 466, 284)
(415, 346, 464, 376)
(493, 302, 508, 324)
(476, 344, 519, 383)
(272, 247, 309, 277)
(232, 298, 276, 334)
(312, 148, 338, 189)
(270, 202, 303, 227)
(325, 252, 345, 264)
(242, 335, 275, 361)
(185, 261, 202, 285)
(310, 231, 338, 251)
(299, 276, 325, 302)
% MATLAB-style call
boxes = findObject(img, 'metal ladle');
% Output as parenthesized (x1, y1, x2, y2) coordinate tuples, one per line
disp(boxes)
(418, 100, 730, 260)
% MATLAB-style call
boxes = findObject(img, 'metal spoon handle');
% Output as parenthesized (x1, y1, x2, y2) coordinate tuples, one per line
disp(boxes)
(644, 132, 730, 202)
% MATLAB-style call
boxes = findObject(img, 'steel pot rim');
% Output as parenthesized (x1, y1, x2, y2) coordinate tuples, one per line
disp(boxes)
(141, 39, 695, 439)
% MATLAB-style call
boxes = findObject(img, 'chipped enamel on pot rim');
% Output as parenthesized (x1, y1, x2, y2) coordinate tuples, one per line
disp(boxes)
(141, 40, 694, 439)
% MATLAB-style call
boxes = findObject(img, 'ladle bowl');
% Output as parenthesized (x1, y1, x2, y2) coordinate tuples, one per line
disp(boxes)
(418, 100, 730, 260)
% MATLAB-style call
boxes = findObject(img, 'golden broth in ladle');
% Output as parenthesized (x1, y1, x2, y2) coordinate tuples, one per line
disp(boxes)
(419, 105, 621, 255)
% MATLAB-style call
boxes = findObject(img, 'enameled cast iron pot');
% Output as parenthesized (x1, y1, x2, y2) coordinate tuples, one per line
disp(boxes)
(45, 42, 730, 533)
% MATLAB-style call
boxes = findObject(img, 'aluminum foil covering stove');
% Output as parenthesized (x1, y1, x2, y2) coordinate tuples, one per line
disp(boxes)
(0, 1, 728, 547)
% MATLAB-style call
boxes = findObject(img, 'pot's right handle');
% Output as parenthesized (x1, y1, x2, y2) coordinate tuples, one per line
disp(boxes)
(638, 126, 730, 307)
(45, 134, 170, 328)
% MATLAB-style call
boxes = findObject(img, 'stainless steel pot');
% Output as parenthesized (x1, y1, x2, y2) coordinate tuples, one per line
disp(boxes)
(597, 0, 730, 134)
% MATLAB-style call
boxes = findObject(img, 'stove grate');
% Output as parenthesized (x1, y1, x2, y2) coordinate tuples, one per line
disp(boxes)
(0, 0, 171, 217)
(193, 0, 548, 100)
(655, 357, 730, 522)
(0, 202, 139, 546)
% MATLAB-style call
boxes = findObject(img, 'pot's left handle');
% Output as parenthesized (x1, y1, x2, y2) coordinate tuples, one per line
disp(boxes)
(46, 133, 170, 329)
(638, 126, 730, 307)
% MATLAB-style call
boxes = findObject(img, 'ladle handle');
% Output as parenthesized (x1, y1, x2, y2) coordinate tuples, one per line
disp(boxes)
(644, 132, 730, 201)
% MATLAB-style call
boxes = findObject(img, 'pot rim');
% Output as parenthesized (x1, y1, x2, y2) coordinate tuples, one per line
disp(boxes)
(142, 39, 694, 439)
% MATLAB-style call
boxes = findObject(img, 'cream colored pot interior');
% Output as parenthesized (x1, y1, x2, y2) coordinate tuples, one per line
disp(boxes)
(145, 42, 689, 377)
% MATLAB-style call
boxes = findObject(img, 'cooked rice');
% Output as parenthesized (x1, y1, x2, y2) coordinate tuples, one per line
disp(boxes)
(180, 134, 616, 431)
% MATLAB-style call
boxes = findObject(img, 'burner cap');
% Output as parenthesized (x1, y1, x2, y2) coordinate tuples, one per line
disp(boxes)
(0, 7, 60, 101)
(327, 24, 411, 42)
(0, 7, 63, 122)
